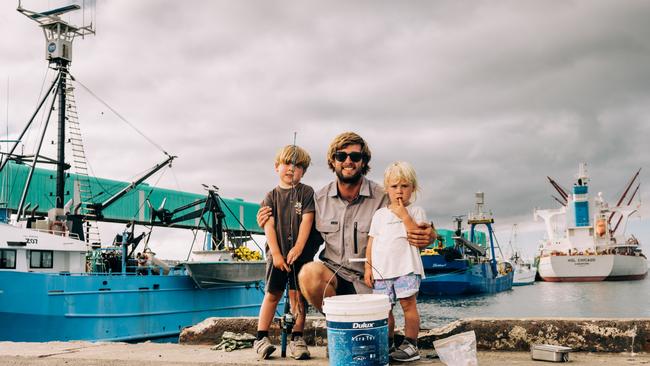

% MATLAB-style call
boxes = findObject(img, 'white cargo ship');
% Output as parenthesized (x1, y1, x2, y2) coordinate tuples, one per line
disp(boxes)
(535, 164, 647, 282)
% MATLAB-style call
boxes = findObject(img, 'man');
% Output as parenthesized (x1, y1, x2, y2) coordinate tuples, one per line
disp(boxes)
(258, 132, 435, 312)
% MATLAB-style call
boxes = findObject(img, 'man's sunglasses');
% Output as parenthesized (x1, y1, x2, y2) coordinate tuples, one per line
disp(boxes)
(334, 151, 365, 163)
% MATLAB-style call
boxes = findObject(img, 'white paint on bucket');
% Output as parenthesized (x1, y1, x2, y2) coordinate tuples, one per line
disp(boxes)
(323, 294, 391, 365)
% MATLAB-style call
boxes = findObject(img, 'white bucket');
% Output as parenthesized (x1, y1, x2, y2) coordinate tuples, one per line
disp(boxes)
(322, 294, 391, 366)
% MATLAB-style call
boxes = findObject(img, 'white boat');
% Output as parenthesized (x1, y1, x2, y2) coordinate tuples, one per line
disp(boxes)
(505, 224, 535, 286)
(534, 163, 647, 282)
(509, 255, 536, 286)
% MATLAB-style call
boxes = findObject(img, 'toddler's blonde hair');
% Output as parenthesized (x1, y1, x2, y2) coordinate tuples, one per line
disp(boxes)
(383, 161, 419, 201)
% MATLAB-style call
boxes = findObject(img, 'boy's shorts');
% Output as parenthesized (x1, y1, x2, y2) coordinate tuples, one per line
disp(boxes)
(265, 259, 309, 293)
(373, 273, 421, 305)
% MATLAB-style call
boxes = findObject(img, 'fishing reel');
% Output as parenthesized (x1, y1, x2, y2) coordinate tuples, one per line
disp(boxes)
(281, 310, 295, 335)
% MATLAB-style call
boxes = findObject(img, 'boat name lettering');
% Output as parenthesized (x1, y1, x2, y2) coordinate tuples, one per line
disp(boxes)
(25, 237, 38, 244)
(567, 258, 595, 263)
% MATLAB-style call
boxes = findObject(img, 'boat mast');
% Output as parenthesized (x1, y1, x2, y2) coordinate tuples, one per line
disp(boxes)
(55, 60, 68, 208)
(17, 3, 95, 210)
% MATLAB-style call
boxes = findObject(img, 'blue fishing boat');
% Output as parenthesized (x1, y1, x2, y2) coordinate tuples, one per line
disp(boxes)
(419, 193, 513, 296)
(0, 5, 265, 342)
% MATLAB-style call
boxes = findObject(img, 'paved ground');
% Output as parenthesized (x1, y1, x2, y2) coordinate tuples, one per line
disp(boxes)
(0, 341, 649, 365)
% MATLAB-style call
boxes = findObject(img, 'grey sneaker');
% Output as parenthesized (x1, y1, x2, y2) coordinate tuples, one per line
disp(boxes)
(288, 336, 311, 360)
(253, 337, 276, 359)
(390, 339, 420, 362)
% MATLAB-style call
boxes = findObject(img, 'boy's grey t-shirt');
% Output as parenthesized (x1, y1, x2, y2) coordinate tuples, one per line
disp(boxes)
(261, 183, 321, 263)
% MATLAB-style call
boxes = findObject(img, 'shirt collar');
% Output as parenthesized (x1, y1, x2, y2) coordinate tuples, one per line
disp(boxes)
(328, 176, 372, 198)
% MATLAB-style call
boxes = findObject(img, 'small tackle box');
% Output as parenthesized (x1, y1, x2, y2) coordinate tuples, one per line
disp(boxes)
(531, 344, 573, 362)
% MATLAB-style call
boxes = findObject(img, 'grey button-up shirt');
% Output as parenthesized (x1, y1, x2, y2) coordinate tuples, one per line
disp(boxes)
(315, 177, 388, 286)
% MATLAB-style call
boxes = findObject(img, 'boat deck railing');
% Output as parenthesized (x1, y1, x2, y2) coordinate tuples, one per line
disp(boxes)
(29, 227, 81, 240)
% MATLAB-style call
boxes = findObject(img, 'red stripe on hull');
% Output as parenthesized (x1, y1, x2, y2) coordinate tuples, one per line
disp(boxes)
(605, 272, 648, 281)
(541, 276, 607, 282)
(541, 272, 647, 282)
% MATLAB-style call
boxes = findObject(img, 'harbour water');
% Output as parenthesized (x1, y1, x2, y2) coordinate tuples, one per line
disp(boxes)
(411, 277, 650, 329)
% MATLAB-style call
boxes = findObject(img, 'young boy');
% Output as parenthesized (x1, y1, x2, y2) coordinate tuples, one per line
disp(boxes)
(254, 145, 320, 360)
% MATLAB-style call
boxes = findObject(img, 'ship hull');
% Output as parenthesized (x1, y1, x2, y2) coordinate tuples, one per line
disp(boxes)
(0, 271, 264, 342)
(184, 261, 266, 289)
(512, 266, 536, 286)
(538, 254, 648, 282)
(420, 257, 513, 296)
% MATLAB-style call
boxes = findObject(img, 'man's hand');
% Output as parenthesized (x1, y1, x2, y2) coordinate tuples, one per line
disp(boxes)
(407, 222, 436, 249)
(363, 264, 374, 288)
(272, 254, 291, 272)
(256, 206, 272, 228)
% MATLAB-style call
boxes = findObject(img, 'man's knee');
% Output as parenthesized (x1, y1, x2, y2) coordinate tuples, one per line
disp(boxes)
(298, 262, 324, 289)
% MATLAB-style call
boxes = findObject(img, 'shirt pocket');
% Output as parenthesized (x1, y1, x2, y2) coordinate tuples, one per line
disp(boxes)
(316, 219, 341, 256)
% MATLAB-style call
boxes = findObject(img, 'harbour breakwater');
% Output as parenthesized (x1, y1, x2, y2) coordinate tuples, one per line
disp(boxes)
(180, 317, 650, 353)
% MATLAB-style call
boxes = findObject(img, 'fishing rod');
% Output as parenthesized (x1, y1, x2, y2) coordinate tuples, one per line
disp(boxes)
(280, 132, 298, 357)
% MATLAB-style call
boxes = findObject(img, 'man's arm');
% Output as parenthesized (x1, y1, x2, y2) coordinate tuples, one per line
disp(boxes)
(257, 206, 273, 228)
(287, 212, 314, 265)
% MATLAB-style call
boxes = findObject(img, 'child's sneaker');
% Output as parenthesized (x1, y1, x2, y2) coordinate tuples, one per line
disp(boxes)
(389, 339, 420, 362)
(253, 337, 276, 359)
(288, 336, 310, 360)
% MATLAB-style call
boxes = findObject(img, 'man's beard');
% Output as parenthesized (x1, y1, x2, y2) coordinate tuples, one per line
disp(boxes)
(336, 168, 363, 184)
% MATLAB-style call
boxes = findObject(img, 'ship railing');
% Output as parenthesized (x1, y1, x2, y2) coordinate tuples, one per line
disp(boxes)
(29, 227, 80, 240)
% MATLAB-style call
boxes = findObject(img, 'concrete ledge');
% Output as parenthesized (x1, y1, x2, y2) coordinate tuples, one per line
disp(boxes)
(179, 317, 328, 346)
(419, 318, 650, 353)
(180, 317, 650, 352)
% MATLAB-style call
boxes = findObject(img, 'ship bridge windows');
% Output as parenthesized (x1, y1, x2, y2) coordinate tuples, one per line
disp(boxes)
(30, 250, 53, 269)
(0, 249, 16, 269)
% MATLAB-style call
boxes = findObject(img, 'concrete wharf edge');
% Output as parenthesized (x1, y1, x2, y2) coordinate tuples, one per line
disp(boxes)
(1, 342, 649, 365)
(1, 318, 649, 365)
(181, 317, 650, 353)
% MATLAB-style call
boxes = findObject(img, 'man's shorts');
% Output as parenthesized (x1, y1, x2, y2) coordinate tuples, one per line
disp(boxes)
(265, 259, 308, 293)
(373, 273, 421, 305)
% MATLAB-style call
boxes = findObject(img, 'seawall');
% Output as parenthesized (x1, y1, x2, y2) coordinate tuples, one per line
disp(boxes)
(180, 317, 650, 352)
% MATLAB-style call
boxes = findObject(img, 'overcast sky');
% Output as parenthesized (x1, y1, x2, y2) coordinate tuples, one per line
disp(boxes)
(2, 0, 649, 259)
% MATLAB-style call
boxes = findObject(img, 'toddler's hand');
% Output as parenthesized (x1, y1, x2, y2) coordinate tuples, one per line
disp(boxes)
(390, 198, 409, 220)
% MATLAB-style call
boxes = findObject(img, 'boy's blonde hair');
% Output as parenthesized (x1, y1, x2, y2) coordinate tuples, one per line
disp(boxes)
(384, 161, 419, 200)
(326, 131, 372, 175)
(275, 145, 311, 171)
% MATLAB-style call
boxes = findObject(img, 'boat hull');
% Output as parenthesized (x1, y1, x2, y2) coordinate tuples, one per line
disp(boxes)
(512, 266, 536, 286)
(0, 271, 264, 342)
(538, 254, 648, 282)
(184, 261, 266, 289)
(419, 259, 513, 296)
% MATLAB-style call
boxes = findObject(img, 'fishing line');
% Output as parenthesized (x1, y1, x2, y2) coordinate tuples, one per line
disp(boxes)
(320, 258, 387, 310)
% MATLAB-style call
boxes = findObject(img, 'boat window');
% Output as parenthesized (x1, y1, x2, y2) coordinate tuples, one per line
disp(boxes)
(0, 249, 16, 269)
(30, 250, 53, 269)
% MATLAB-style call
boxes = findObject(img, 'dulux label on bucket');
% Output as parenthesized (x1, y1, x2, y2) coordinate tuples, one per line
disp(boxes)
(326, 319, 388, 365)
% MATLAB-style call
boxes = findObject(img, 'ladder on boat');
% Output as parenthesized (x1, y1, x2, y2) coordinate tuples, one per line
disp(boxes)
(65, 78, 102, 246)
